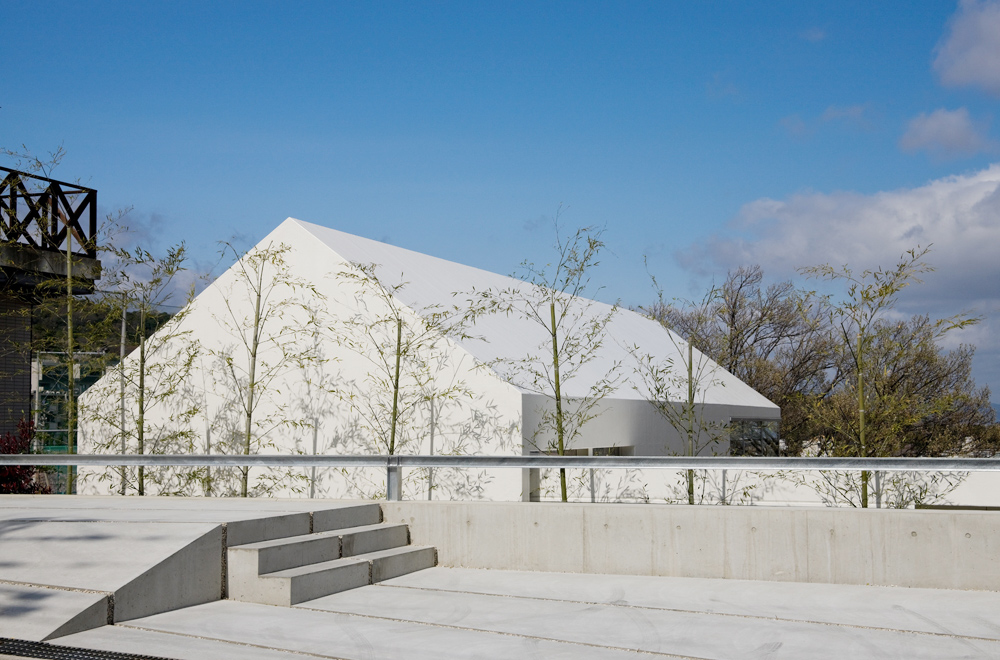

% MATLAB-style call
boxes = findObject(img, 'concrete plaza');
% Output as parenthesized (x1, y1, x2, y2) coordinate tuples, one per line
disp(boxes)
(0, 496, 997, 659)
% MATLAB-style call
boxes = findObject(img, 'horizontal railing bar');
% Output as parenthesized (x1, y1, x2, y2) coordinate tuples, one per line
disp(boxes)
(1, 454, 998, 472)
(0, 166, 97, 192)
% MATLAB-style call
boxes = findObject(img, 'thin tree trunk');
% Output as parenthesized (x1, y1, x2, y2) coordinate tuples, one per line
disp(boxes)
(550, 302, 567, 502)
(310, 417, 317, 499)
(119, 297, 127, 495)
(241, 286, 263, 497)
(137, 307, 146, 495)
(205, 425, 212, 497)
(427, 398, 434, 501)
(389, 318, 402, 455)
(859, 331, 868, 508)
(686, 342, 695, 505)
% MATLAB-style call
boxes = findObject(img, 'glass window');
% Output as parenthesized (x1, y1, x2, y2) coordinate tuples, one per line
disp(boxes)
(730, 419, 780, 456)
(592, 446, 634, 457)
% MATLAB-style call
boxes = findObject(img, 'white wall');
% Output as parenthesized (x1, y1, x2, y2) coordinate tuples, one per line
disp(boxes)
(80, 221, 524, 500)
(383, 500, 1000, 591)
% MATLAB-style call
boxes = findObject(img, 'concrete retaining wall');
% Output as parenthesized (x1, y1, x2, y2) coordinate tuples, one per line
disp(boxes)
(382, 501, 1000, 591)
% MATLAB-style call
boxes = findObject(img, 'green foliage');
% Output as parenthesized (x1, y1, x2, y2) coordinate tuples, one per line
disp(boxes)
(326, 262, 486, 499)
(208, 241, 322, 497)
(653, 248, 995, 508)
(80, 242, 201, 496)
(464, 214, 620, 502)
(644, 264, 834, 454)
(801, 247, 984, 507)
(331, 262, 473, 457)
(632, 267, 736, 503)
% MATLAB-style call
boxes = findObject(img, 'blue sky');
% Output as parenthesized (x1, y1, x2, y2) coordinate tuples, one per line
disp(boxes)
(3, 1, 999, 397)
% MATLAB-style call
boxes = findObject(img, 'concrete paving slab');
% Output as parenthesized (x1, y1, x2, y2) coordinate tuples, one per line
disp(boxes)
(0, 497, 376, 546)
(382, 567, 1000, 641)
(6, 497, 999, 659)
(0, 509, 307, 549)
(0, 521, 216, 593)
(0, 507, 290, 524)
(0, 495, 368, 511)
(75, 600, 651, 659)
(0, 495, 368, 519)
(51, 625, 321, 659)
(0, 584, 107, 641)
(295, 570, 1000, 659)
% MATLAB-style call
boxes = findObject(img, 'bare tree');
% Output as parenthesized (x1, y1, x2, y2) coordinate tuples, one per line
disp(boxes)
(644, 265, 836, 453)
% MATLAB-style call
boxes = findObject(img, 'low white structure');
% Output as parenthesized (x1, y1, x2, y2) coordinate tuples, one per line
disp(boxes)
(80, 218, 779, 501)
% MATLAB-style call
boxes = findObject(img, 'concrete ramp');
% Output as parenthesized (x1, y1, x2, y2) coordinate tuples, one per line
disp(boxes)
(113, 526, 223, 622)
(0, 521, 222, 637)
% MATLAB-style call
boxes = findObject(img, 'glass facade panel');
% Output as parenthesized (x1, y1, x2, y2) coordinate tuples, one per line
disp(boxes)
(729, 419, 780, 456)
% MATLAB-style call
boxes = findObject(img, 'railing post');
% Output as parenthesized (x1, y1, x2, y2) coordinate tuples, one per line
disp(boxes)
(387, 457, 402, 501)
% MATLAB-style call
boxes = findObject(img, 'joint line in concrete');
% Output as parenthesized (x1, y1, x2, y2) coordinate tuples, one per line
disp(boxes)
(291, 602, 702, 659)
(117, 622, 352, 660)
(375, 582, 1000, 645)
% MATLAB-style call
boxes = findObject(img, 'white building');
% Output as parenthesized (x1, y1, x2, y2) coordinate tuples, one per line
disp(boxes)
(80, 218, 779, 501)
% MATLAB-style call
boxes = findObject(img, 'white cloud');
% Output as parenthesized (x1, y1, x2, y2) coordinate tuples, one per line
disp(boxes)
(934, 0, 1000, 96)
(780, 114, 809, 137)
(821, 104, 870, 126)
(800, 28, 826, 43)
(780, 105, 873, 138)
(679, 165, 1000, 394)
(683, 164, 1000, 286)
(706, 72, 741, 101)
(899, 108, 992, 158)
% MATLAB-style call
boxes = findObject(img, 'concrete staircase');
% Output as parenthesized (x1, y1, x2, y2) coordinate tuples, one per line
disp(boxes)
(227, 503, 436, 606)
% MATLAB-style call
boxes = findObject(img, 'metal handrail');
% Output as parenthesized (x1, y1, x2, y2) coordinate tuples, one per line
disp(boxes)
(0, 166, 98, 258)
(1, 454, 998, 472)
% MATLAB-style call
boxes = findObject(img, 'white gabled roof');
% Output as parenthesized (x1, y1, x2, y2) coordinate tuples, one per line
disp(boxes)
(281, 218, 779, 415)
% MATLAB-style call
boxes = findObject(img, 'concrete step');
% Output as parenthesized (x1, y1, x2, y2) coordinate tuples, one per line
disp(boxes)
(313, 503, 382, 532)
(228, 523, 412, 604)
(340, 523, 409, 557)
(227, 508, 435, 607)
(368, 545, 438, 583)
(229, 529, 343, 578)
(249, 545, 437, 606)
(255, 555, 372, 606)
(228, 523, 408, 577)
(287, 546, 438, 606)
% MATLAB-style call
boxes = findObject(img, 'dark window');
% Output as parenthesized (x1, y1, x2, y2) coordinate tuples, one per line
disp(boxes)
(730, 419, 780, 456)
(592, 446, 634, 457)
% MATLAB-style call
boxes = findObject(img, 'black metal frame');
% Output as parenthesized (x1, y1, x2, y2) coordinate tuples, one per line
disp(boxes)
(0, 637, 171, 660)
(0, 166, 98, 258)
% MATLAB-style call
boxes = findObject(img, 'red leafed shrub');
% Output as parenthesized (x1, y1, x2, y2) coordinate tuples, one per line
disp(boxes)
(0, 419, 50, 494)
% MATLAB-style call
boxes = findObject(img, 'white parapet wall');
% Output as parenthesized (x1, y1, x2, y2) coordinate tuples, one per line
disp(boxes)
(382, 500, 1000, 591)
